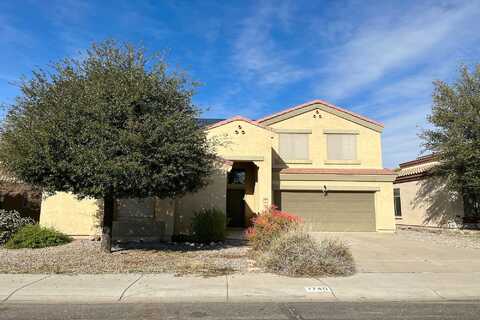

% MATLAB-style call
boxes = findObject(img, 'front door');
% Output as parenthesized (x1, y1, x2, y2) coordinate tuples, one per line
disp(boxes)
(226, 189, 245, 227)
(227, 168, 246, 227)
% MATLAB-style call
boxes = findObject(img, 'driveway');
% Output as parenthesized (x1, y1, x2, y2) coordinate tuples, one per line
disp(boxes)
(311, 231, 480, 273)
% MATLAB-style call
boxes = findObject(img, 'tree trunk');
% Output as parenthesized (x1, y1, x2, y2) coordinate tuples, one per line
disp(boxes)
(101, 194, 114, 253)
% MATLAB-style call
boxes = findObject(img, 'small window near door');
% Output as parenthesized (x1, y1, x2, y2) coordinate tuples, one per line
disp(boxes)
(394, 188, 402, 217)
(228, 169, 246, 185)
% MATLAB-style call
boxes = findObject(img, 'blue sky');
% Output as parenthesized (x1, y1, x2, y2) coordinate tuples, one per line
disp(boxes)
(1, 0, 479, 167)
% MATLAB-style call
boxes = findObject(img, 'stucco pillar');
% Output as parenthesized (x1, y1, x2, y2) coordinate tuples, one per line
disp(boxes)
(254, 159, 272, 213)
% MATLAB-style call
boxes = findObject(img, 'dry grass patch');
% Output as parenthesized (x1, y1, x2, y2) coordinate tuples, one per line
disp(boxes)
(257, 231, 355, 277)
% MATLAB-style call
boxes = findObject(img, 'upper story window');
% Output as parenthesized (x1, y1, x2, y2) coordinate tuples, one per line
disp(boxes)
(279, 133, 309, 160)
(326, 133, 357, 160)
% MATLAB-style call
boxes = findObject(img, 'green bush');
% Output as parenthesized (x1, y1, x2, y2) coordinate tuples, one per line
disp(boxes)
(191, 208, 226, 243)
(245, 206, 302, 251)
(5, 224, 72, 249)
(0, 209, 35, 245)
(258, 230, 355, 277)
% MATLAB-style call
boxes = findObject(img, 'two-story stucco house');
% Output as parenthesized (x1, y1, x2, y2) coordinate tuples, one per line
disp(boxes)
(40, 99, 397, 240)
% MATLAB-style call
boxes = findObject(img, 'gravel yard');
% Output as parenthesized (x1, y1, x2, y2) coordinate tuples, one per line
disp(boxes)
(0, 239, 255, 276)
(2, 228, 479, 275)
(396, 228, 480, 249)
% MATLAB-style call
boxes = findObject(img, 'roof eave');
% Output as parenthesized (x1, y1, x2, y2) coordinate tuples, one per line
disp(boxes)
(257, 99, 384, 132)
(206, 115, 274, 131)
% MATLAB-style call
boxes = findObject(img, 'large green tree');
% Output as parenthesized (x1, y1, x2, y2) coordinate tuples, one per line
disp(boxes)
(0, 40, 216, 251)
(421, 65, 480, 217)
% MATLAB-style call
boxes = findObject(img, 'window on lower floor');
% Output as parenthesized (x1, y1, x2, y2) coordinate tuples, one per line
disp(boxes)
(394, 188, 402, 217)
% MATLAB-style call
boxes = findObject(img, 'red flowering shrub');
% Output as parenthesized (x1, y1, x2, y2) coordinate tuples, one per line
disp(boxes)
(245, 206, 302, 251)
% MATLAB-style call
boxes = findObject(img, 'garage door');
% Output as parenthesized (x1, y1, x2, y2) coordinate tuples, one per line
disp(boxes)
(274, 191, 376, 231)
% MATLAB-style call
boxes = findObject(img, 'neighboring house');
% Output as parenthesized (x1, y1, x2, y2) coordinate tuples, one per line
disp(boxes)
(40, 99, 397, 240)
(394, 154, 464, 228)
(0, 170, 41, 222)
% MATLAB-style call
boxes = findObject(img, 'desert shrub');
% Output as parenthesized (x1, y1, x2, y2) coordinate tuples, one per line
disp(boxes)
(171, 234, 194, 243)
(191, 208, 226, 243)
(245, 206, 302, 251)
(5, 224, 72, 249)
(0, 209, 35, 245)
(258, 230, 355, 277)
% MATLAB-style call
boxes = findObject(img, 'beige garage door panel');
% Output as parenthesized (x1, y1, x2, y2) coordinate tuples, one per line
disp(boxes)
(274, 191, 376, 231)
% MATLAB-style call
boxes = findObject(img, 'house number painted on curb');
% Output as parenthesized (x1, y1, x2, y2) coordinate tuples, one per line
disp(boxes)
(304, 286, 331, 293)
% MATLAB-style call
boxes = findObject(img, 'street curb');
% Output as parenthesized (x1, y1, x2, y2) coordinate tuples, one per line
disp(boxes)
(1, 272, 480, 304)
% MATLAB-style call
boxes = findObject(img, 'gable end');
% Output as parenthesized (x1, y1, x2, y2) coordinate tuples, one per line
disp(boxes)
(258, 100, 384, 133)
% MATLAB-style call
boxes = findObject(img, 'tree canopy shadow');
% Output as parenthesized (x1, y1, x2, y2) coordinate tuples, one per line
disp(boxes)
(111, 237, 247, 253)
(413, 176, 464, 227)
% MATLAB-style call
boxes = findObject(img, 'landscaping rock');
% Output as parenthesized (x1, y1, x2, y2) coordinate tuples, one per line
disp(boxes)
(396, 229, 480, 249)
(0, 239, 252, 276)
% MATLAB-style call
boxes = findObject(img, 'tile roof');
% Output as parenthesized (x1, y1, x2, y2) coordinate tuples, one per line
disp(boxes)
(197, 118, 225, 127)
(216, 157, 234, 167)
(256, 99, 384, 128)
(395, 154, 438, 181)
(206, 115, 274, 131)
(398, 154, 437, 168)
(396, 161, 438, 178)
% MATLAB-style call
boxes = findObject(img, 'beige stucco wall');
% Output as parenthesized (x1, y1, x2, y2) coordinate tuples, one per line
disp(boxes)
(395, 178, 464, 228)
(207, 120, 274, 213)
(174, 167, 228, 235)
(268, 108, 383, 169)
(40, 192, 100, 236)
(40, 166, 228, 238)
(275, 179, 395, 232)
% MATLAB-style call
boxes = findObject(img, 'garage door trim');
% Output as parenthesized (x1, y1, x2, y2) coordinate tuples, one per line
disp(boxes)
(274, 185, 380, 192)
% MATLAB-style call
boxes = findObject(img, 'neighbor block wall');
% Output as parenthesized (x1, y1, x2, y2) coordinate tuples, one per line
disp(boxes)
(40, 192, 100, 236)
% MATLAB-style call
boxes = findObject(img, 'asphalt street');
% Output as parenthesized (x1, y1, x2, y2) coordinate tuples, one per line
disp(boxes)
(1, 301, 480, 320)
